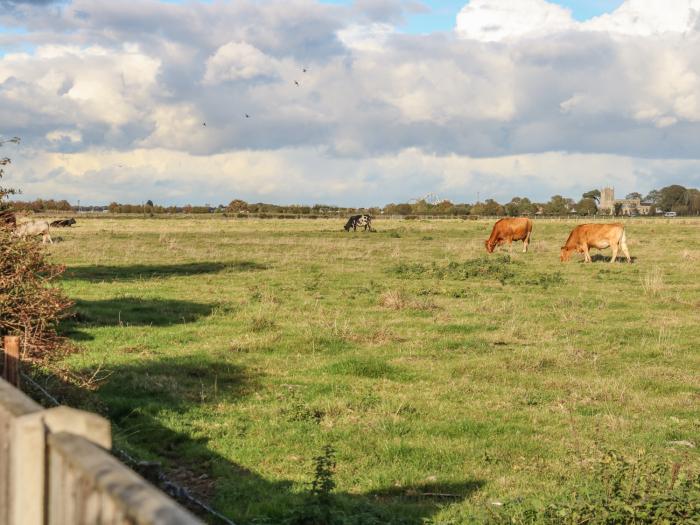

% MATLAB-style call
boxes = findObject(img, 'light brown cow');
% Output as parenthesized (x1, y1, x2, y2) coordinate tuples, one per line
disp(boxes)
(485, 217, 533, 253)
(14, 220, 53, 244)
(560, 223, 630, 263)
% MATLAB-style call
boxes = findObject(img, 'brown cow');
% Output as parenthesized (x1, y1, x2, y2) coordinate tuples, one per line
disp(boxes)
(485, 217, 533, 253)
(560, 223, 630, 263)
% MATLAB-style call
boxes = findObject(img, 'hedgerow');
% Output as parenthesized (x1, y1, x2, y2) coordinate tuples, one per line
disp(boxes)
(0, 138, 72, 359)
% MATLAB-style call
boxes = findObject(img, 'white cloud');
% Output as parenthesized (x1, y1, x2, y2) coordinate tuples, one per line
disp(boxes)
(586, 0, 700, 37)
(456, 0, 573, 42)
(456, 0, 700, 41)
(337, 23, 395, 52)
(6, 146, 700, 206)
(203, 42, 280, 84)
(1, 0, 700, 205)
(46, 129, 82, 143)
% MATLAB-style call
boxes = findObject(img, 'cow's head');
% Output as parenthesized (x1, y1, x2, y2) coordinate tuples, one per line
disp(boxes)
(560, 246, 573, 262)
(343, 222, 352, 232)
(484, 239, 495, 254)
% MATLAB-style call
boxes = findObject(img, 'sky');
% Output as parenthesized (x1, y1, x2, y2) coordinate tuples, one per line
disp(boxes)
(1, 0, 700, 206)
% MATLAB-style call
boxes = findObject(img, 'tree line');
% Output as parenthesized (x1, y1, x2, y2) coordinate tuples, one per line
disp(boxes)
(8, 184, 700, 216)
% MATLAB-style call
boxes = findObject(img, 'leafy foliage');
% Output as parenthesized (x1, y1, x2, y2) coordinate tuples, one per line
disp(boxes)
(489, 451, 700, 524)
(0, 138, 73, 359)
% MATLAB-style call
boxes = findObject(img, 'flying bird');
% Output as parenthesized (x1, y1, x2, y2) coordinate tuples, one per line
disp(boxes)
(245, 114, 250, 118)
(294, 80, 300, 86)
(302, 68, 308, 73)
(202, 122, 207, 126)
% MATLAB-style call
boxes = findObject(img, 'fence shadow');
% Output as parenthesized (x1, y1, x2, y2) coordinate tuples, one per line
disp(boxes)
(24, 356, 485, 524)
(63, 261, 268, 282)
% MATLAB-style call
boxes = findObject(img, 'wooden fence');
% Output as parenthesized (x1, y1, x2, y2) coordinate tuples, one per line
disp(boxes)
(0, 375, 203, 525)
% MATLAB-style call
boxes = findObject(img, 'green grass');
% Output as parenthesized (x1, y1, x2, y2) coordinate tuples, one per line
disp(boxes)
(42, 217, 700, 523)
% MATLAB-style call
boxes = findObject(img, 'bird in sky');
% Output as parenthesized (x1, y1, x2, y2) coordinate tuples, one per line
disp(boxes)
(202, 122, 206, 126)
(294, 80, 300, 86)
(302, 68, 308, 73)
(245, 114, 250, 118)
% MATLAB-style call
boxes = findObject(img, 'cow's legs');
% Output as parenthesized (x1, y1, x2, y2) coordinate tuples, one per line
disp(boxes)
(582, 245, 591, 262)
(508, 239, 513, 253)
(610, 243, 619, 263)
(523, 231, 531, 253)
(620, 235, 631, 263)
(43, 232, 53, 244)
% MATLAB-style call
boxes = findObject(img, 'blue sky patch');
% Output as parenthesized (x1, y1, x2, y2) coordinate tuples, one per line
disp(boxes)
(321, 0, 624, 33)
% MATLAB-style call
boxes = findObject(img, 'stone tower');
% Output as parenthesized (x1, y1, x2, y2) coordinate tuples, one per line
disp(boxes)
(600, 187, 615, 213)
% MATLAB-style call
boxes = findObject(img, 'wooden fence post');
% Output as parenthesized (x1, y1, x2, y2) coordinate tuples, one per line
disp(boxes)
(2, 336, 20, 388)
(9, 406, 112, 525)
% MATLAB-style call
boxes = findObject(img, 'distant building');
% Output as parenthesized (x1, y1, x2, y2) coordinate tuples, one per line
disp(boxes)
(599, 187, 653, 216)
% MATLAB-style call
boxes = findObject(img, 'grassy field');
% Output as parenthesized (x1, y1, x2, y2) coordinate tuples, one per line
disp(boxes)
(41, 216, 699, 523)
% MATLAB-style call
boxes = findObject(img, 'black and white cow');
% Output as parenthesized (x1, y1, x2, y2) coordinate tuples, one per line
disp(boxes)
(344, 214, 373, 232)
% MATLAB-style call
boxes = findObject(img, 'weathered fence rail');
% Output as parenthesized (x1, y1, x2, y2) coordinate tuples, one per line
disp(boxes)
(0, 377, 203, 525)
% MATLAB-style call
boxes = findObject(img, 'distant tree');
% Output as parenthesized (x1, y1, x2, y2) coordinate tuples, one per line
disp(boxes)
(434, 200, 455, 215)
(688, 189, 700, 215)
(644, 189, 662, 204)
(625, 192, 642, 200)
(146, 199, 154, 207)
(576, 197, 598, 216)
(394, 203, 412, 215)
(472, 198, 504, 216)
(411, 199, 432, 214)
(544, 195, 572, 215)
(505, 197, 536, 216)
(452, 203, 471, 215)
(583, 189, 601, 203)
(659, 185, 688, 212)
(227, 199, 249, 213)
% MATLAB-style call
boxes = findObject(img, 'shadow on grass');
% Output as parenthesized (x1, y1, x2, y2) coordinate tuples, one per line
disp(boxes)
(26, 355, 485, 525)
(63, 261, 268, 282)
(63, 298, 217, 329)
(588, 254, 638, 263)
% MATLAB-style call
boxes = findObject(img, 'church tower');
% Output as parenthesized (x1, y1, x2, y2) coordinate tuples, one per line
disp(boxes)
(600, 187, 615, 214)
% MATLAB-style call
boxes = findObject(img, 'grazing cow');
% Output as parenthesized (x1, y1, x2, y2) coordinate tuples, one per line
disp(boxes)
(344, 214, 373, 232)
(485, 217, 533, 253)
(560, 223, 630, 263)
(0, 210, 16, 228)
(14, 220, 53, 244)
(50, 218, 76, 228)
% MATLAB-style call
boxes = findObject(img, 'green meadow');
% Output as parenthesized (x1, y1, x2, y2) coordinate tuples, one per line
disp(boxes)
(43, 217, 699, 523)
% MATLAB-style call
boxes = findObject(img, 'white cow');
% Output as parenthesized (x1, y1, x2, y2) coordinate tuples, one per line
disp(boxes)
(14, 220, 53, 244)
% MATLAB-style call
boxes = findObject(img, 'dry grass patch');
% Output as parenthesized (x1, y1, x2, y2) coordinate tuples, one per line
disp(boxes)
(641, 266, 665, 296)
(378, 290, 439, 311)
